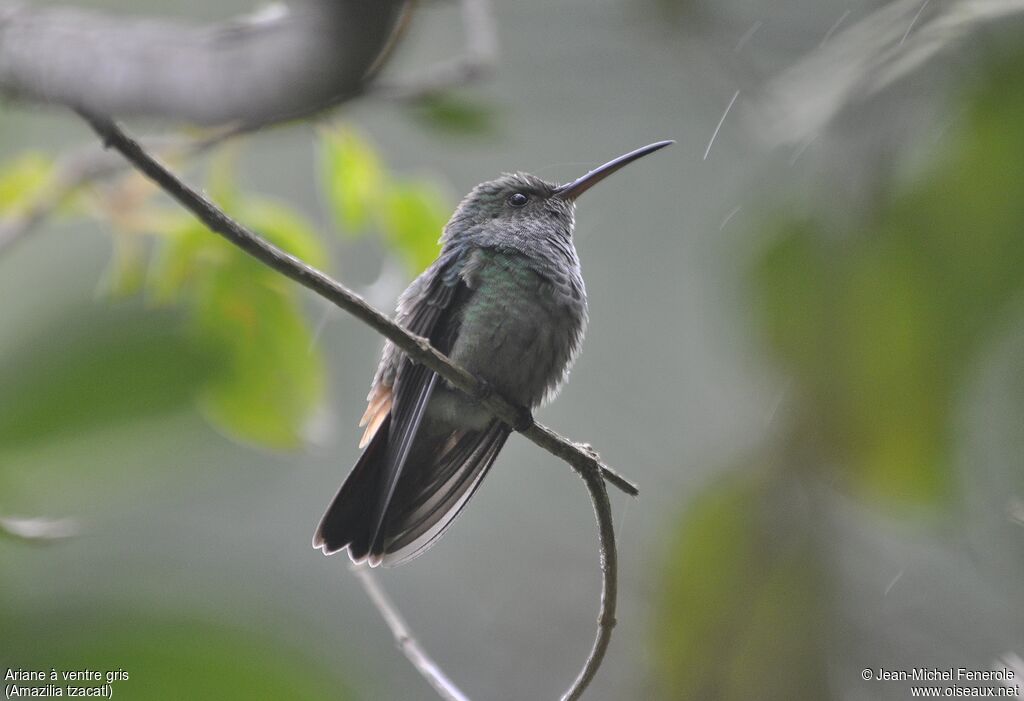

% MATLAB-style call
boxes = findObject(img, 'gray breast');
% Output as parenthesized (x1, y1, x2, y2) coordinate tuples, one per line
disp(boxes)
(449, 249, 587, 410)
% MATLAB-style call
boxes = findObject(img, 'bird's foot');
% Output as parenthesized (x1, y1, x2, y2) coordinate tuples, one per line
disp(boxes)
(472, 378, 495, 402)
(471, 378, 533, 431)
(512, 405, 534, 432)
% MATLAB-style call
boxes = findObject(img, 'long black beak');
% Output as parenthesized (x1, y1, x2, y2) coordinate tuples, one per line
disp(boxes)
(553, 140, 674, 201)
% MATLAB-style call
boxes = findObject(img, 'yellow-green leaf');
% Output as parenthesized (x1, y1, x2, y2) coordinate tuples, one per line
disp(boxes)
(240, 197, 328, 269)
(193, 261, 324, 449)
(319, 126, 384, 234)
(654, 472, 827, 701)
(381, 180, 447, 274)
(0, 152, 53, 214)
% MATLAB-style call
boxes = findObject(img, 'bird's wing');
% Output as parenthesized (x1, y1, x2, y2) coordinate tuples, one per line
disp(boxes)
(378, 420, 511, 566)
(360, 256, 464, 564)
(317, 251, 512, 566)
(358, 255, 459, 448)
(316, 254, 466, 561)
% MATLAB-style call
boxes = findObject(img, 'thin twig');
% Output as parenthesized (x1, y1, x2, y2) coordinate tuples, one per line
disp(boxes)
(352, 566, 472, 701)
(375, 0, 498, 100)
(0, 147, 118, 256)
(80, 111, 634, 701)
(0, 130, 231, 257)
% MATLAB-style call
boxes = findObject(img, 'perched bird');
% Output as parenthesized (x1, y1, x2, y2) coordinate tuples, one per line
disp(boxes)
(313, 141, 673, 566)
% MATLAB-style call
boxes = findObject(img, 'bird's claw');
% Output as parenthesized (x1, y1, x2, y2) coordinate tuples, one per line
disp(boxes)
(471, 377, 532, 431)
(512, 406, 534, 432)
(473, 378, 494, 402)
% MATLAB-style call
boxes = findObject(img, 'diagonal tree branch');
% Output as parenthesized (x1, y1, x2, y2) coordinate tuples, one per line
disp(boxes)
(83, 110, 640, 498)
(79, 110, 634, 701)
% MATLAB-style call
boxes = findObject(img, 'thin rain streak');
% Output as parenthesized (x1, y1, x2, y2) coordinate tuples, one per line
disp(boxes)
(704, 89, 740, 161)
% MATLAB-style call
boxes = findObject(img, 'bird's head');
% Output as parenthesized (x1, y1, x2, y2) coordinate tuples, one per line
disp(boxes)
(441, 141, 673, 255)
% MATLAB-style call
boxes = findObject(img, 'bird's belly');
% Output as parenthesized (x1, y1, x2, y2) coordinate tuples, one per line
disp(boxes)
(446, 271, 585, 411)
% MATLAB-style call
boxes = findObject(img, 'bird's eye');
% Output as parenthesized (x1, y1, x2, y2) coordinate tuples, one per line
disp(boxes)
(507, 192, 529, 207)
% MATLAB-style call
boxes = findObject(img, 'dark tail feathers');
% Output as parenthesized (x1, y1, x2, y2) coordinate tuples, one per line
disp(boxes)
(312, 415, 390, 561)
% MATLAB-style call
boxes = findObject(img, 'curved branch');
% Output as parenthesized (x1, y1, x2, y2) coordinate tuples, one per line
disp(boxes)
(353, 457, 618, 701)
(562, 450, 617, 701)
(0, 0, 408, 127)
(80, 111, 636, 701)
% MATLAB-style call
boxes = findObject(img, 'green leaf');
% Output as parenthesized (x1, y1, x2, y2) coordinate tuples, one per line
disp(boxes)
(141, 185, 328, 450)
(101, 233, 149, 298)
(193, 259, 325, 449)
(381, 180, 446, 274)
(654, 472, 827, 701)
(748, 51, 1024, 508)
(239, 197, 328, 269)
(205, 145, 242, 211)
(0, 152, 53, 214)
(146, 216, 228, 304)
(146, 194, 327, 303)
(319, 126, 384, 234)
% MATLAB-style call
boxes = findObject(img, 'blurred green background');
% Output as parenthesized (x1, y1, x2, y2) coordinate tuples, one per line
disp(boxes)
(1, 1, 1023, 699)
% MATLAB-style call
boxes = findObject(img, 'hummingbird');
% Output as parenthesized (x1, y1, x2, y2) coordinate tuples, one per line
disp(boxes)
(313, 140, 673, 566)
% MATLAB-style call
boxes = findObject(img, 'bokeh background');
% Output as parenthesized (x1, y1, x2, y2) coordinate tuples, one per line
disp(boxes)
(2, 0, 1023, 699)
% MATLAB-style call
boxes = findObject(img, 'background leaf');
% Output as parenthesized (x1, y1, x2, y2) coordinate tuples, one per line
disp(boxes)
(749, 50, 1024, 507)
(0, 152, 53, 214)
(654, 470, 826, 701)
(192, 259, 324, 449)
(320, 126, 384, 235)
(0, 307, 217, 456)
(381, 180, 446, 273)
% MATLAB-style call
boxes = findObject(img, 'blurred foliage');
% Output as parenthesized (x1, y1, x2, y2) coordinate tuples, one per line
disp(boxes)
(750, 51, 1024, 507)
(654, 471, 826, 701)
(320, 127, 385, 234)
(1, 612, 348, 700)
(654, 49, 1024, 701)
(319, 125, 448, 273)
(0, 309, 218, 455)
(406, 92, 497, 137)
(0, 152, 53, 213)
(0, 123, 453, 455)
(0, 121, 458, 699)
(130, 160, 327, 449)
